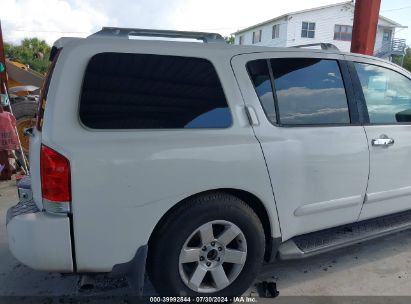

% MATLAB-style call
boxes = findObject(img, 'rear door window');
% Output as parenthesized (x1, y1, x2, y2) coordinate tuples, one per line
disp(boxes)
(79, 53, 232, 129)
(271, 58, 350, 125)
(246, 59, 277, 123)
(247, 58, 351, 126)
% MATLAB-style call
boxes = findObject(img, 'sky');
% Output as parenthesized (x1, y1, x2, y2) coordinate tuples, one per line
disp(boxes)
(0, 0, 410, 45)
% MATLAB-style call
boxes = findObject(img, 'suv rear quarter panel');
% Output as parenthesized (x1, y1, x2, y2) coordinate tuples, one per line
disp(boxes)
(42, 39, 279, 272)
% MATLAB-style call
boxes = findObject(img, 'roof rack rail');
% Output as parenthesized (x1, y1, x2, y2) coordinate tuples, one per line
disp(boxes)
(292, 43, 340, 51)
(89, 27, 226, 44)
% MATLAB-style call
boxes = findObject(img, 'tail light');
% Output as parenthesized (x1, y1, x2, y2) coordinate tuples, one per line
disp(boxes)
(40, 145, 71, 213)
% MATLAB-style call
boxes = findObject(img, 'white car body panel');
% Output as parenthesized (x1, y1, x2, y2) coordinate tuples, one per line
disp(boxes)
(7, 212, 73, 271)
(7, 35, 411, 277)
(231, 52, 370, 240)
(41, 38, 280, 271)
(361, 125, 411, 219)
(343, 55, 411, 221)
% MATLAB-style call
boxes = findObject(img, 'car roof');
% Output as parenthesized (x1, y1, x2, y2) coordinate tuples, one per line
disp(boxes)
(55, 35, 340, 56)
(53, 35, 403, 74)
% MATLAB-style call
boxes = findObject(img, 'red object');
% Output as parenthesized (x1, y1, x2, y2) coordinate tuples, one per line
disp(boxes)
(15, 174, 26, 181)
(0, 111, 19, 150)
(40, 145, 71, 202)
(351, 0, 382, 55)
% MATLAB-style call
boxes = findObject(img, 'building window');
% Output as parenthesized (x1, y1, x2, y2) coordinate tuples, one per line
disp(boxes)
(239, 35, 244, 45)
(272, 24, 280, 39)
(334, 25, 353, 41)
(301, 22, 316, 38)
(383, 30, 392, 42)
(79, 53, 232, 129)
(253, 30, 262, 44)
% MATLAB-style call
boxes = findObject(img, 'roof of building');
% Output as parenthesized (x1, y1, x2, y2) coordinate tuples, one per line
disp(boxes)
(232, 1, 407, 35)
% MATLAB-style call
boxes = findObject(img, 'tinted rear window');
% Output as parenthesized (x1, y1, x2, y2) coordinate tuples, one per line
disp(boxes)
(79, 53, 232, 129)
(271, 58, 350, 125)
(246, 59, 277, 123)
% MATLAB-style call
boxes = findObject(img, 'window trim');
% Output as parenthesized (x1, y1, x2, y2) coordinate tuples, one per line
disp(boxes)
(78, 52, 234, 131)
(383, 30, 392, 42)
(272, 24, 280, 39)
(348, 60, 411, 126)
(239, 35, 244, 45)
(340, 60, 361, 124)
(252, 30, 262, 44)
(245, 59, 278, 124)
(267, 59, 281, 124)
(246, 58, 360, 128)
(334, 24, 353, 42)
(301, 22, 316, 39)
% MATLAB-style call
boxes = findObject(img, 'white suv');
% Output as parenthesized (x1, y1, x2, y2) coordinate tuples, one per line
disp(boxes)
(6, 27, 411, 297)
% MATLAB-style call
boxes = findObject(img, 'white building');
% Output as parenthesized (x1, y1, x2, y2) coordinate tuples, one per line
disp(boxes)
(233, 1, 407, 56)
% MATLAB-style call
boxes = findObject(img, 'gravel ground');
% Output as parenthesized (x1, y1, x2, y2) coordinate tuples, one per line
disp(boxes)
(2, 180, 411, 303)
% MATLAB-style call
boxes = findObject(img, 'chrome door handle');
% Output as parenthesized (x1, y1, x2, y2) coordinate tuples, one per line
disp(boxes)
(372, 135, 394, 146)
(245, 105, 259, 126)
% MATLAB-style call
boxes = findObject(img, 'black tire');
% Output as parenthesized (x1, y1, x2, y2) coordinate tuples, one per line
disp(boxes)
(147, 192, 265, 297)
(10, 101, 38, 157)
(11, 101, 38, 120)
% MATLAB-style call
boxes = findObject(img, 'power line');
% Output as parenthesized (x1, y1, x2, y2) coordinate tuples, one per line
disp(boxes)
(381, 6, 411, 13)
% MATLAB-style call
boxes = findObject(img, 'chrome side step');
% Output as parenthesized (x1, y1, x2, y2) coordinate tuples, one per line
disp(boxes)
(278, 209, 411, 260)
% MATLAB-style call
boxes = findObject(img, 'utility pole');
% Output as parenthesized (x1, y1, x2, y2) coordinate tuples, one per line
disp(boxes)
(351, 0, 382, 55)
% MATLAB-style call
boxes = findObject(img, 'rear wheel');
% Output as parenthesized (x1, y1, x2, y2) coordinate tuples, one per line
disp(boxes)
(147, 192, 265, 297)
(11, 101, 38, 155)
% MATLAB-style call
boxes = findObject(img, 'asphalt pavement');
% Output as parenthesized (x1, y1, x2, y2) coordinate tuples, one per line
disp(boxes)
(2, 180, 411, 303)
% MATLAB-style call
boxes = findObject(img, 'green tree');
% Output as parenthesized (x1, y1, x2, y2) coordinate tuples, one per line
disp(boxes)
(224, 35, 235, 44)
(4, 38, 51, 74)
(403, 48, 411, 72)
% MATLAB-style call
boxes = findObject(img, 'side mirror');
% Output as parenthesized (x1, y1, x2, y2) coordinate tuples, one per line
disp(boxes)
(0, 62, 4, 73)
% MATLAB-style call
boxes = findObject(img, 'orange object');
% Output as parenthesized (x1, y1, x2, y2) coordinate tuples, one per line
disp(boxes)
(351, 0, 382, 55)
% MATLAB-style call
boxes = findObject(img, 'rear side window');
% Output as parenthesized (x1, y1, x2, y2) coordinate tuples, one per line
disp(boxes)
(246, 60, 277, 123)
(79, 53, 232, 129)
(271, 58, 350, 125)
(247, 58, 350, 126)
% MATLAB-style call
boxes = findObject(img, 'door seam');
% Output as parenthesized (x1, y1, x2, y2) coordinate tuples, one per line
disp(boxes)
(357, 126, 371, 221)
(230, 56, 283, 239)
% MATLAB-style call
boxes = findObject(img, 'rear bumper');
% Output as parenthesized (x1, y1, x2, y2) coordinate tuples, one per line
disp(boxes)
(7, 200, 74, 272)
